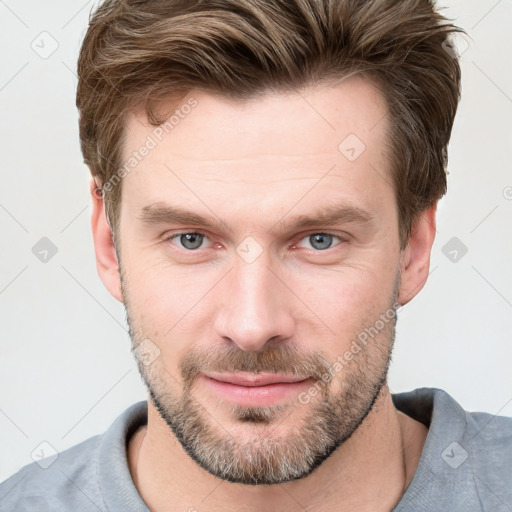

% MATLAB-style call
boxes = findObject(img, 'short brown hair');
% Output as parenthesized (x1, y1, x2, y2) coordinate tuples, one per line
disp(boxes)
(76, 0, 462, 250)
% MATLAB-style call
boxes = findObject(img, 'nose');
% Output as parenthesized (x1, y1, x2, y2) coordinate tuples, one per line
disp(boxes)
(213, 253, 295, 352)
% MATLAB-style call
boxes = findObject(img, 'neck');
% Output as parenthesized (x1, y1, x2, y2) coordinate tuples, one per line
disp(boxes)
(128, 386, 427, 512)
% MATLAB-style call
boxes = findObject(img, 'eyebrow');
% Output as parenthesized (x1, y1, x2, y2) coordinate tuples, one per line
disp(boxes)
(137, 201, 375, 234)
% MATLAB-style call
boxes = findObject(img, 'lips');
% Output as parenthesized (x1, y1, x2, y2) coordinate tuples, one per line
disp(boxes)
(202, 372, 309, 387)
(199, 372, 313, 407)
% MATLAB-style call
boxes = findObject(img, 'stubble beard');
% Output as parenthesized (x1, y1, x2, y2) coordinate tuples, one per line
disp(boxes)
(122, 270, 399, 485)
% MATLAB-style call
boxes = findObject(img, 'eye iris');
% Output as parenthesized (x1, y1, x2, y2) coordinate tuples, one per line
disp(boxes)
(310, 233, 333, 250)
(180, 233, 203, 250)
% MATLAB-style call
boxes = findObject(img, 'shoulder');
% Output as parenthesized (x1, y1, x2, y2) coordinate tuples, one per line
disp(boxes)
(393, 387, 512, 511)
(456, 408, 512, 510)
(398, 387, 512, 465)
(464, 408, 512, 481)
(0, 400, 147, 512)
(0, 434, 104, 512)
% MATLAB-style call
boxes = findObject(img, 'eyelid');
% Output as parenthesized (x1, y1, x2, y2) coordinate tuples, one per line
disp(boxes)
(163, 229, 349, 252)
(165, 230, 212, 249)
(293, 231, 348, 250)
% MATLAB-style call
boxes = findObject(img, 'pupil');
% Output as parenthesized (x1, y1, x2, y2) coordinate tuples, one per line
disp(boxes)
(181, 233, 202, 249)
(311, 233, 332, 250)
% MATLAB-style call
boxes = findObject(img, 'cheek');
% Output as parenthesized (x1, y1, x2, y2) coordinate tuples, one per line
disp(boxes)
(289, 266, 397, 362)
(296, 264, 393, 319)
(123, 257, 220, 343)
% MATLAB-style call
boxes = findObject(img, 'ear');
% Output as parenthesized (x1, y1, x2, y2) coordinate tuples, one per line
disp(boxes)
(397, 204, 437, 306)
(89, 178, 123, 303)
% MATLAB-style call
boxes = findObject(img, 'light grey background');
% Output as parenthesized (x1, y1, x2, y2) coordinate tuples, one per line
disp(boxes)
(1, 0, 511, 482)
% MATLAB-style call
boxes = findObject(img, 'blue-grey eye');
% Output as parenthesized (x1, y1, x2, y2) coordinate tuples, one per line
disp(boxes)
(306, 233, 336, 250)
(178, 233, 205, 250)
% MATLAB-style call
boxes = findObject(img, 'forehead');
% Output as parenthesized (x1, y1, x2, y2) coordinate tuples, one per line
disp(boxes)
(119, 76, 392, 223)
(123, 75, 388, 166)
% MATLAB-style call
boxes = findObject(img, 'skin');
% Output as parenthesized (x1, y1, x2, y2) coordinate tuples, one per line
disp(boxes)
(90, 75, 433, 511)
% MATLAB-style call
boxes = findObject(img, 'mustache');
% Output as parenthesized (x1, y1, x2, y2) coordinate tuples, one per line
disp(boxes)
(180, 344, 332, 389)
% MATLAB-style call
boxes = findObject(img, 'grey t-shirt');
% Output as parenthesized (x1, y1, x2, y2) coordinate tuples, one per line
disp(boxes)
(1, 388, 511, 511)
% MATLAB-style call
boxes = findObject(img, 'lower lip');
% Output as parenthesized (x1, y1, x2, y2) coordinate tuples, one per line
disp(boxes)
(200, 375, 313, 407)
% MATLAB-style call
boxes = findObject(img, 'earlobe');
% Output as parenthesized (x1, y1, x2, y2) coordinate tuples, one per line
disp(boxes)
(89, 178, 123, 303)
(397, 204, 437, 306)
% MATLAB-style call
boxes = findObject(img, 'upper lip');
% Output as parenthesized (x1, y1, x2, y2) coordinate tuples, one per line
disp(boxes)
(203, 372, 309, 387)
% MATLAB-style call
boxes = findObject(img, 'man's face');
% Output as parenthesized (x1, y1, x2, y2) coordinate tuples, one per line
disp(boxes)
(117, 76, 403, 484)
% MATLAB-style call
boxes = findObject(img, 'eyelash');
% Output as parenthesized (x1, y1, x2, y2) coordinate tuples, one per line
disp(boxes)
(164, 231, 347, 253)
